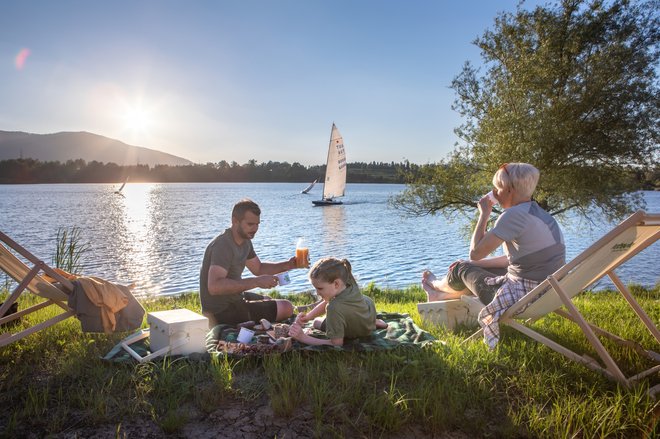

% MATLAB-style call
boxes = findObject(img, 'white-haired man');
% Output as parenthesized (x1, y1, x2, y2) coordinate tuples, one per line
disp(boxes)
(422, 163, 565, 348)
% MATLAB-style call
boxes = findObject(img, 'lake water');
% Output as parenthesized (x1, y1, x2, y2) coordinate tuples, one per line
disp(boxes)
(1, 183, 658, 298)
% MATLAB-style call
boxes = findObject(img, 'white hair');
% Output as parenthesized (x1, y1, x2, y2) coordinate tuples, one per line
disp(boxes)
(492, 163, 540, 199)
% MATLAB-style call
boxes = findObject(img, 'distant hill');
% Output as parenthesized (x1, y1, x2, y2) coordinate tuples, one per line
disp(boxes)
(0, 130, 192, 166)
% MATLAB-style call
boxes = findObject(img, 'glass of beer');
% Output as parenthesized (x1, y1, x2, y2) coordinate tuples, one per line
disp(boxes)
(296, 238, 309, 268)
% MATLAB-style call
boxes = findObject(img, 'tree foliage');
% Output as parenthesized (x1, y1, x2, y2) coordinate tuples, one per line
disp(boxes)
(392, 0, 659, 222)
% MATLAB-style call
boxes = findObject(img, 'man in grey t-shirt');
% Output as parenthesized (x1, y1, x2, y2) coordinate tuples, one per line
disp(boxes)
(420, 163, 565, 348)
(199, 199, 302, 328)
(421, 163, 565, 306)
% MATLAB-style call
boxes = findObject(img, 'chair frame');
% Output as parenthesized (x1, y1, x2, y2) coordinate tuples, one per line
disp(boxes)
(465, 210, 660, 389)
(0, 231, 76, 348)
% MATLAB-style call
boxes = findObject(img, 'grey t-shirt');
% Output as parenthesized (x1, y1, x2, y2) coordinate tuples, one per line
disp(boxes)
(491, 201, 565, 281)
(199, 228, 257, 315)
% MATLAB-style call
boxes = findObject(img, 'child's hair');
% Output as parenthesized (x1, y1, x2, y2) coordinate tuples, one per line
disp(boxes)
(309, 257, 357, 287)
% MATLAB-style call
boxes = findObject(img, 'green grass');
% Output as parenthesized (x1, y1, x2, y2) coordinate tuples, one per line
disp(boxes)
(1, 284, 658, 438)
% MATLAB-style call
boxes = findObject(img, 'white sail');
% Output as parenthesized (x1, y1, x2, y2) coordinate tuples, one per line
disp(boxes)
(301, 179, 317, 194)
(321, 124, 347, 200)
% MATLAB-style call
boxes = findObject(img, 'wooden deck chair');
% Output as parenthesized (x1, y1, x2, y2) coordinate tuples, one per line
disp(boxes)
(0, 230, 76, 348)
(464, 210, 660, 389)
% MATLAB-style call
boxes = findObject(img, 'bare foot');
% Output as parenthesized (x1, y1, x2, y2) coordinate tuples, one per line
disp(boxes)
(421, 270, 466, 302)
(375, 319, 388, 329)
(422, 280, 462, 301)
(422, 270, 446, 291)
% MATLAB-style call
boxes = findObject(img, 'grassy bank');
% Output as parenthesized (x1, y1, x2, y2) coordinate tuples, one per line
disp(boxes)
(1, 284, 658, 438)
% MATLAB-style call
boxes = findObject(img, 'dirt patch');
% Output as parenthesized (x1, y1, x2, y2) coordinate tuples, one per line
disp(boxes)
(0, 367, 476, 438)
(41, 396, 469, 438)
(184, 400, 317, 439)
(43, 398, 316, 439)
(5, 367, 466, 438)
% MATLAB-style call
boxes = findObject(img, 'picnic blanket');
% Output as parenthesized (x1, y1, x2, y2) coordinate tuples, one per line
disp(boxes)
(103, 312, 438, 362)
(207, 312, 438, 357)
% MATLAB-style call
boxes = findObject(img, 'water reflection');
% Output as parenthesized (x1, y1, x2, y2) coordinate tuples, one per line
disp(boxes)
(121, 184, 152, 239)
(320, 205, 347, 257)
(115, 183, 162, 295)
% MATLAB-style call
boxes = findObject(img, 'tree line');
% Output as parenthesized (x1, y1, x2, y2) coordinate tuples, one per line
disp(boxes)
(1, 157, 656, 189)
(0, 158, 420, 184)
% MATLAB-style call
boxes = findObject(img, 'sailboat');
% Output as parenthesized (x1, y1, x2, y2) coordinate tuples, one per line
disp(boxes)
(114, 176, 129, 197)
(301, 178, 317, 194)
(312, 123, 347, 206)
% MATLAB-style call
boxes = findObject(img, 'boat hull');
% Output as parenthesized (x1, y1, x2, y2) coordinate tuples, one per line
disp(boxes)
(312, 199, 343, 206)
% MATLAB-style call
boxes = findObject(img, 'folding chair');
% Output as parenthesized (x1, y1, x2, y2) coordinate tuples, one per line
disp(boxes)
(465, 210, 660, 389)
(0, 230, 76, 348)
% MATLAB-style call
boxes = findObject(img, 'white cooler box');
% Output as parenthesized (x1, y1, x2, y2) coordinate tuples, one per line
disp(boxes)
(122, 308, 208, 362)
(148, 309, 209, 355)
(417, 296, 483, 330)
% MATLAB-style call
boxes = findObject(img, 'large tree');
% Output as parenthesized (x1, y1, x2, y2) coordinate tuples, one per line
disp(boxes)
(392, 0, 659, 222)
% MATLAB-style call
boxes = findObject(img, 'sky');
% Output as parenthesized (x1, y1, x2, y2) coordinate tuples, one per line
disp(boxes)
(1, 0, 545, 166)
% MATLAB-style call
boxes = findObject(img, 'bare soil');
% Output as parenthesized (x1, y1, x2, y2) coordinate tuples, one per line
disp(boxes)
(13, 386, 473, 439)
(37, 396, 471, 439)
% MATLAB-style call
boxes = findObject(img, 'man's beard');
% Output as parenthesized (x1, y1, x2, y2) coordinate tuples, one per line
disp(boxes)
(239, 229, 255, 240)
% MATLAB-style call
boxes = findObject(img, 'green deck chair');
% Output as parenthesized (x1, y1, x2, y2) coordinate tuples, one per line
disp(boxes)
(464, 210, 660, 390)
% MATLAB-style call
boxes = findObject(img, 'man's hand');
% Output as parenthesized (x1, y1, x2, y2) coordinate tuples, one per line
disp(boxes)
(477, 194, 493, 216)
(296, 312, 309, 325)
(449, 259, 466, 271)
(255, 275, 278, 289)
(286, 256, 298, 270)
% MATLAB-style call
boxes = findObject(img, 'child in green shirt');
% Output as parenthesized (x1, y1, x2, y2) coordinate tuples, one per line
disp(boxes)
(289, 257, 387, 346)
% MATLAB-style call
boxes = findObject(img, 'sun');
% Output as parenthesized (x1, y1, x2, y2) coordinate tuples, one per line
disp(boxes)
(121, 104, 153, 135)
(110, 91, 164, 144)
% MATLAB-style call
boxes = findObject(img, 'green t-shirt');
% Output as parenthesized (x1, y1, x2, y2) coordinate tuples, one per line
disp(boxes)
(325, 283, 376, 340)
(199, 228, 257, 315)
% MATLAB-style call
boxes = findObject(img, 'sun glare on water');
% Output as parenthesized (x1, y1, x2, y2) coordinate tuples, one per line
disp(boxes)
(115, 183, 163, 295)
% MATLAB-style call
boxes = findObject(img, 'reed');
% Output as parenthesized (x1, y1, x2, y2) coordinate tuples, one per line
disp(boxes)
(0, 285, 658, 438)
(53, 226, 89, 274)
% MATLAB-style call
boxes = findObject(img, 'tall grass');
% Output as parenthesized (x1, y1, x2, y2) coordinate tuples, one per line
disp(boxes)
(1, 285, 658, 438)
(53, 226, 89, 274)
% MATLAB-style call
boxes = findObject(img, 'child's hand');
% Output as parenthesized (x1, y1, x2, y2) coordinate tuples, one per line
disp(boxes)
(288, 322, 304, 339)
(296, 312, 309, 324)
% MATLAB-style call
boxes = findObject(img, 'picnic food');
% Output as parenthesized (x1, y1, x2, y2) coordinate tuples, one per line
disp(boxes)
(215, 337, 293, 356)
(272, 323, 290, 339)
